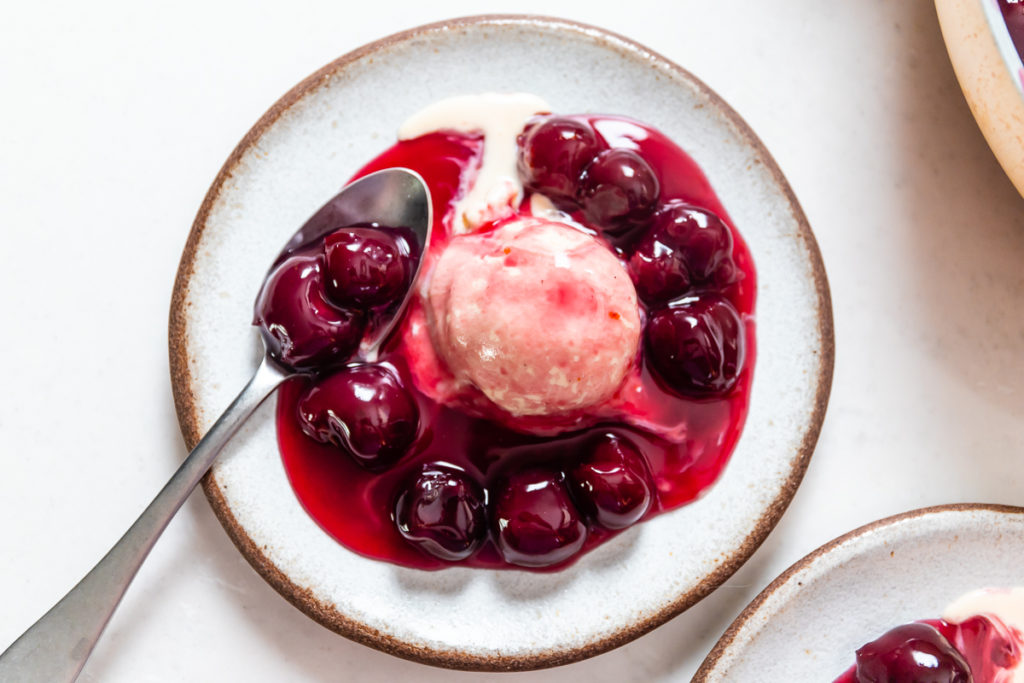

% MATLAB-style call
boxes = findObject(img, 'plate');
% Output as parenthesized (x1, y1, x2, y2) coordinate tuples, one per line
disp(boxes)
(936, 0, 1024, 198)
(694, 504, 1024, 681)
(169, 15, 833, 671)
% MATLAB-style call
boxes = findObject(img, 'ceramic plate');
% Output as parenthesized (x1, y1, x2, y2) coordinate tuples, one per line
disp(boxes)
(694, 504, 1024, 681)
(169, 15, 833, 671)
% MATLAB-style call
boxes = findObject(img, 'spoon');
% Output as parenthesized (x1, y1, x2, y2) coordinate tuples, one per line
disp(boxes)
(0, 168, 432, 683)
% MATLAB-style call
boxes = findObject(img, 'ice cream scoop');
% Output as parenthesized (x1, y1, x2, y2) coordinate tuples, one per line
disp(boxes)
(426, 216, 641, 416)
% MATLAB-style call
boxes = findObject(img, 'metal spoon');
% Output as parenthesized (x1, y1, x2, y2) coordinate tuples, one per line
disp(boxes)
(0, 168, 432, 683)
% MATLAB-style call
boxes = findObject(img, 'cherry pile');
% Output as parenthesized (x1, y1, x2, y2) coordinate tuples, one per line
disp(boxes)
(263, 118, 756, 571)
(519, 116, 746, 399)
(834, 617, 1022, 683)
(254, 225, 414, 371)
(254, 224, 424, 467)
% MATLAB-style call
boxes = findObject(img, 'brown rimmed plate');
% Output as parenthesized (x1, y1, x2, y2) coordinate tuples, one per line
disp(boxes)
(169, 14, 833, 671)
(694, 504, 1024, 681)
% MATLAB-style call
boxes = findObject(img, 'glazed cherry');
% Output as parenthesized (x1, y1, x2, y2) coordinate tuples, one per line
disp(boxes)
(577, 148, 660, 233)
(253, 253, 364, 370)
(297, 364, 419, 471)
(491, 468, 587, 568)
(630, 202, 736, 303)
(568, 433, 653, 529)
(854, 622, 971, 683)
(646, 296, 745, 398)
(629, 234, 692, 305)
(394, 464, 487, 561)
(323, 227, 412, 309)
(517, 116, 604, 206)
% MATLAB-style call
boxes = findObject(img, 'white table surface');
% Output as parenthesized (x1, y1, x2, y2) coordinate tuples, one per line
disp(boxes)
(2, 1, 1023, 681)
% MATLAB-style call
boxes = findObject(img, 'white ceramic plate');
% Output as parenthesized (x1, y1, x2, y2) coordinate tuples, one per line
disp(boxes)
(169, 15, 833, 671)
(694, 504, 1024, 681)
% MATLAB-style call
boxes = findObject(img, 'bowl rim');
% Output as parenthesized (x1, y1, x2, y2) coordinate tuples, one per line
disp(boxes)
(692, 502, 1024, 681)
(979, 0, 1024, 96)
(168, 13, 835, 672)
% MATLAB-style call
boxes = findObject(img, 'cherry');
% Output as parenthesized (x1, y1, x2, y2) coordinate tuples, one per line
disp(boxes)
(253, 253, 364, 371)
(629, 233, 692, 305)
(517, 116, 604, 207)
(568, 433, 653, 529)
(394, 463, 487, 561)
(629, 202, 736, 304)
(577, 148, 660, 233)
(855, 622, 971, 683)
(646, 296, 745, 397)
(491, 468, 587, 568)
(296, 364, 419, 471)
(323, 227, 412, 310)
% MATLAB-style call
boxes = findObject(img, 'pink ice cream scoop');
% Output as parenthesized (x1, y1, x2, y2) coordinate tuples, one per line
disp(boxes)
(426, 216, 641, 416)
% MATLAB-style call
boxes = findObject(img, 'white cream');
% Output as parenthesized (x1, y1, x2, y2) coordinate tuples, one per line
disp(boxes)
(943, 587, 1024, 682)
(398, 93, 550, 232)
(528, 192, 567, 222)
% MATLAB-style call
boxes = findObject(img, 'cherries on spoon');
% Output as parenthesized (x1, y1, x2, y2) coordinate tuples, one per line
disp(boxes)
(0, 168, 431, 683)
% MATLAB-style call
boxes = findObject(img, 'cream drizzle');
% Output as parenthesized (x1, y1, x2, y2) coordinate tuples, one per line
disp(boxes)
(398, 93, 550, 232)
(943, 587, 1024, 682)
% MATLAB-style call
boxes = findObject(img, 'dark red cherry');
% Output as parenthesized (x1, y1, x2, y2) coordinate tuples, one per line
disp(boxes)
(394, 464, 487, 561)
(323, 227, 412, 309)
(253, 253, 364, 371)
(629, 232, 693, 305)
(296, 364, 419, 471)
(517, 116, 604, 206)
(630, 202, 736, 303)
(568, 433, 653, 529)
(491, 468, 587, 568)
(646, 296, 745, 397)
(855, 622, 970, 683)
(577, 148, 660, 233)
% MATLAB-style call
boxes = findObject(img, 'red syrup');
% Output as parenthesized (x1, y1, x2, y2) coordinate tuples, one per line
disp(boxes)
(834, 617, 1023, 682)
(272, 116, 758, 570)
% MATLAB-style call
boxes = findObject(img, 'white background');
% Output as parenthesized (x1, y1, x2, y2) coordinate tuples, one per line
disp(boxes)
(2, 1, 1023, 681)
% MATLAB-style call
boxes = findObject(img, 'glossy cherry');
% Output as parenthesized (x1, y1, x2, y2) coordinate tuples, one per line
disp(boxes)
(630, 202, 736, 303)
(568, 433, 653, 529)
(253, 253, 364, 371)
(323, 227, 412, 309)
(491, 468, 587, 568)
(629, 233, 693, 305)
(854, 622, 971, 683)
(517, 116, 604, 206)
(577, 148, 660, 233)
(296, 364, 419, 471)
(646, 296, 745, 397)
(394, 463, 487, 561)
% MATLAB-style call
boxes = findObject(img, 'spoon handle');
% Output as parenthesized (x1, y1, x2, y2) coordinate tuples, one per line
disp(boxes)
(0, 358, 287, 683)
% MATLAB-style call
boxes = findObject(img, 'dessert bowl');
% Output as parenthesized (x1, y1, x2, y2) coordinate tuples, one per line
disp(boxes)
(169, 15, 833, 670)
(694, 504, 1024, 682)
(936, 0, 1024, 197)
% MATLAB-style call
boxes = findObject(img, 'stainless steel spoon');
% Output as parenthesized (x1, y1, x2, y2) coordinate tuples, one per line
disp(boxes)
(0, 168, 432, 683)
